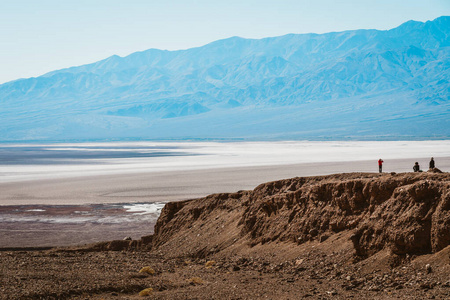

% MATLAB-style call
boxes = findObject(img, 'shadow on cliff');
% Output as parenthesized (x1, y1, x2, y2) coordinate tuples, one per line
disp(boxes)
(148, 172, 449, 263)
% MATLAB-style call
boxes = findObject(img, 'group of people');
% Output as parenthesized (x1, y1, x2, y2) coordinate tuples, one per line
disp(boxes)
(378, 157, 436, 173)
(412, 157, 435, 172)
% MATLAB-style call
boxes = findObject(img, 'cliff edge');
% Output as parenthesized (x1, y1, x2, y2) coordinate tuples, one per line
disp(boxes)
(152, 172, 450, 262)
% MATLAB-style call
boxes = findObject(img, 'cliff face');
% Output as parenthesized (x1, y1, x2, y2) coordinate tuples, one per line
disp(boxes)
(152, 172, 450, 260)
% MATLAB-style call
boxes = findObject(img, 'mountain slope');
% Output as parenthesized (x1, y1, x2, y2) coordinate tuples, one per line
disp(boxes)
(1, 17, 449, 141)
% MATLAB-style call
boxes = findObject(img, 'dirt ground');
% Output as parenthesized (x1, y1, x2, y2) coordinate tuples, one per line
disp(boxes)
(1, 235, 449, 299)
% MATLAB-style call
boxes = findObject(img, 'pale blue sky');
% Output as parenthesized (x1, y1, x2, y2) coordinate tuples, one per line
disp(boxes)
(0, 0, 449, 84)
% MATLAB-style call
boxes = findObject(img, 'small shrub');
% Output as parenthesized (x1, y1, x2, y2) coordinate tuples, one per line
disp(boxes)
(189, 277, 204, 285)
(139, 266, 156, 275)
(139, 288, 153, 296)
(205, 260, 216, 268)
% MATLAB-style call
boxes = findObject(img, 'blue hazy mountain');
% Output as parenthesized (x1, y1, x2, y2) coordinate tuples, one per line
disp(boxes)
(1, 16, 449, 141)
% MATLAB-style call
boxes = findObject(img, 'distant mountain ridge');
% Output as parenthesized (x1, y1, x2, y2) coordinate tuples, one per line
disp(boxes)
(1, 16, 449, 141)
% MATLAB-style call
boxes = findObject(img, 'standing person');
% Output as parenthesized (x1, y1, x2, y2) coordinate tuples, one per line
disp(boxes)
(378, 158, 384, 173)
(413, 162, 420, 172)
(429, 157, 435, 169)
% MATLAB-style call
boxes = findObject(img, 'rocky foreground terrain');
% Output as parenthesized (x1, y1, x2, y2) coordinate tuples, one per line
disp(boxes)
(1, 172, 449, 299)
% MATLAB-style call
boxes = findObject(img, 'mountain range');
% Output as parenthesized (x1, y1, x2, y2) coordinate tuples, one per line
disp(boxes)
(1, 16, 449, 141)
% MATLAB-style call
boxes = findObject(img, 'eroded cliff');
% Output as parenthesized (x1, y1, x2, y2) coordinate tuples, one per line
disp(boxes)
(152, 172, 450, 260)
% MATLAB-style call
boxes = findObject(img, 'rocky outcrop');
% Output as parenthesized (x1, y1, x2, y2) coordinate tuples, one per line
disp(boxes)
(59, 235, 154, 252)
(152, 172, 450, 259)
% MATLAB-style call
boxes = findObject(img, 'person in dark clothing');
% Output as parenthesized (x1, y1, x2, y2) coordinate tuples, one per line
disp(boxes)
(413, 162, 420, 172)
(429, 157, 435, 169)
(378, 159, 383, 173)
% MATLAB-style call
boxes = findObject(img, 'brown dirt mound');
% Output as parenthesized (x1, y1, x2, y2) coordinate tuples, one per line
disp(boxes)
(152, 172, 450, 260)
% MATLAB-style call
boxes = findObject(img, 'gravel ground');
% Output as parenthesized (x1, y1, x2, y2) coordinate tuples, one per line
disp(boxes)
(1, 240, 449, 299)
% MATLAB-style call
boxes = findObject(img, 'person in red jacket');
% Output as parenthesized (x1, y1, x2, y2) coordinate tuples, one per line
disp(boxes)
(378, 158, 384, 173)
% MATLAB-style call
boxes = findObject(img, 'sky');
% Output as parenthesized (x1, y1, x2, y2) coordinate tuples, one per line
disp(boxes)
(0, 0, 449, 84)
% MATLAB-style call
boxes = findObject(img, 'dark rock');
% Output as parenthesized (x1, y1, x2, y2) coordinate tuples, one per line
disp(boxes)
(428, 168, 442, 173)
(309, 229, 319, 237)
(141, 235, 153, 244)
(319, 235, 329, 243)
(326, 290, 337, 295)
